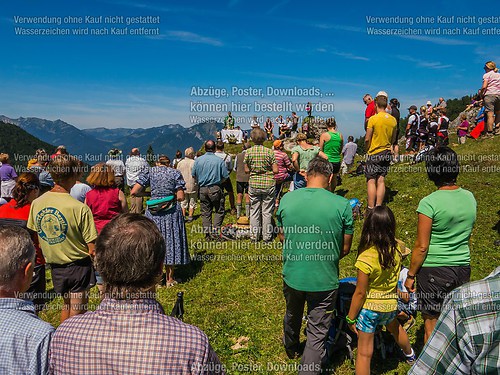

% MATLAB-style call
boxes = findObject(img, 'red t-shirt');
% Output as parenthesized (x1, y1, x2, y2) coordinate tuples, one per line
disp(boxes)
(0, 200, 45, 265)
(365, 101, 376, 120)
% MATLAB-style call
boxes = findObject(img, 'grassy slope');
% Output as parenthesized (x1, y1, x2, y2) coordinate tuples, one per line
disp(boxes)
(40, 135, 500, 374)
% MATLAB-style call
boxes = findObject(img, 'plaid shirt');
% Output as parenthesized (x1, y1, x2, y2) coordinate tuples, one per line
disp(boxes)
(409, 266, 500, 375)
(0, 298, 54, 375)
(49, 298, 224, 374)
(244, 145, 276, 189)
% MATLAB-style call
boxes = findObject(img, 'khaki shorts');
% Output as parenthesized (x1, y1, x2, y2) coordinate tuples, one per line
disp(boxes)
(483, 94, 500, 112)
(181, 192, 197, 210)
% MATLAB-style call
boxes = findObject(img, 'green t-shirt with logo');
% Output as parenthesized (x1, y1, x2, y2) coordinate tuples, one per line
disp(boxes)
(417, 188, 476, 267)
(277, 188, 354, 292)
(27, 192, 98, 265)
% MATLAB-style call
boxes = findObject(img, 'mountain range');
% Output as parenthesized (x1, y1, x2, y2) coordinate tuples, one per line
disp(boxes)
(0, 115, 223, 163)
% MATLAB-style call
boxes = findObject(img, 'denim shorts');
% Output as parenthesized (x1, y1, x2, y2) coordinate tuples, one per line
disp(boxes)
(356, 308, 397, 333)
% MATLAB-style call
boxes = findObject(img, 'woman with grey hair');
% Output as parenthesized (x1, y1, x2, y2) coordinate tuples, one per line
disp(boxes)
(244, 128, 278, 241)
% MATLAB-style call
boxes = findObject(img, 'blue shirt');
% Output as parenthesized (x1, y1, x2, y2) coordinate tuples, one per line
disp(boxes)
(0, 298, 54, 375)
(192, 152, 229, 187)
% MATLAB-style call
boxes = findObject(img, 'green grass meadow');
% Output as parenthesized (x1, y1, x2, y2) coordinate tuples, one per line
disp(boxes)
(40, 135, 500, 374)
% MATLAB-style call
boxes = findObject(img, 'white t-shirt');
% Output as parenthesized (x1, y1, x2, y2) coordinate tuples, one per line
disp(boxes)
(250, 120, 260, 128)
(398, 267, 418, 311)
(483, 70, 500, 95)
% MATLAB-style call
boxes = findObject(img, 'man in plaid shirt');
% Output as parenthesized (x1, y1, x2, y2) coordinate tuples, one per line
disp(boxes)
(244, 128, 278, 242)
(49, 214, 224, 374)
(409, 266, 500, 375)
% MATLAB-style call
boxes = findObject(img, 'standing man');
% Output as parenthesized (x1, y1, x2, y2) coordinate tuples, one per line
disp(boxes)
(389, 98, 401, 163)
(106, 149, 125, 191)
(49, 214, 223, 374)
(244, 128, 278, 242)
(234, 142, 251, 218)
(28, 155, 98, 323)
(291, 111, 300, 137)
(365, 95, 397, 210)
(224, 111, 235, 129)
(340, 136, 358, 175)
(192, 140, 229, 239)
(406, 105, 420, 153)
(434, 97, 447, 114)
(215, 141, 236, 215)
(277, 157, 354, 373)
(176, 147, 198, 222)
(363, 94, 376, 131)
(125, 148, 149, 214)
(0, 226, 54, 375)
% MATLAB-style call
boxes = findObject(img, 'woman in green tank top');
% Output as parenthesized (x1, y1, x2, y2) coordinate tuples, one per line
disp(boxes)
(319, 117, 343, 191)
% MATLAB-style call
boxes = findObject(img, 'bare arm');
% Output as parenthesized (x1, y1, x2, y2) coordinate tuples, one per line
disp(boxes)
(118, 190, 129, 213)
(340, 234, 353, 259)
(87, 242, 96, 257)
(244, 163, 250, 174)
(365, 127, 374, 151)
(272, 163, 279, 174)
(347, 269, 369, 333)
(405, 213, 432, 292)
(277, 227, 284, 243)
(319, 133, 326, 151)
(318, 151, 328, 160)
(292, 152, 300, 172)
(480, 78, 488, 97)
(130, 183, 144, 197)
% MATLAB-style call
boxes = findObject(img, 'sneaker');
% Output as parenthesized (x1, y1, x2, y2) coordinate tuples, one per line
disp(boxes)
(403, 315, 416, 331)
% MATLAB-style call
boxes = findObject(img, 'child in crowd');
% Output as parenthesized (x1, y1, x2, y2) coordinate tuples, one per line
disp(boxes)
(397, 249, 418, 331)
(347, 206, 416, 374)
(457, 114, 470, 144)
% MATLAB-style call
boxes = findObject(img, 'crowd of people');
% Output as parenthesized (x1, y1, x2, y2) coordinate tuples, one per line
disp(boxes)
(0, 60, 498, 374)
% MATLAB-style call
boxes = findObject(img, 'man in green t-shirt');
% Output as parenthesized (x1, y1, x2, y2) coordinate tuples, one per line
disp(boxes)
(28, 155, 98, 323)
(277, 157, 354, 370)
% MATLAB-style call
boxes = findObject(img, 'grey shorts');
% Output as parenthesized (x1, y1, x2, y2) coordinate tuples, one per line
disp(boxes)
(483, 94, 500, 112)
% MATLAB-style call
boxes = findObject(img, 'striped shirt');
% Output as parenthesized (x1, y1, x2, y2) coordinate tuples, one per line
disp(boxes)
(273, 149, 292, 182)
(244, 145, 276, 189)
(409, 266, 500, 375)
(49, 298, 224, 374)
(0, 298, 54, 375)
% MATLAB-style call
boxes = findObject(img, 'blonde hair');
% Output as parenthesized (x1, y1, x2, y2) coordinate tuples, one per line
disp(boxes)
(485, 61, 498, 73)
(87, 163, 115, 188)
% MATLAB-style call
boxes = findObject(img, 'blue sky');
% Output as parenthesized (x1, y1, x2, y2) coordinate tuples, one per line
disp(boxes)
(1, 0, 499, 138)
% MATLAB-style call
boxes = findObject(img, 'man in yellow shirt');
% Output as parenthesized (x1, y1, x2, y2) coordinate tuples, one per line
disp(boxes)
(28, 155, 98, 323)
(365, 95, 397, 209)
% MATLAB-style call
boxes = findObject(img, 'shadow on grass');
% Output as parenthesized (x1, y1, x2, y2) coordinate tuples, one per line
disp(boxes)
(384, 187, 399, 204)
(492, 210, 500, 235)
(335, 189, 349, 197)
(175, 250, 206, 282)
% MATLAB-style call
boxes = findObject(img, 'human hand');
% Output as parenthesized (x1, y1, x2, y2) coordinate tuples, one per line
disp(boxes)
(405, 278, 416, 293)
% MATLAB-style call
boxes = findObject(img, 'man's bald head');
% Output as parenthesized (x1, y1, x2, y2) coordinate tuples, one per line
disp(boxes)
(131, 148, 140, 156)
(205, 140, 215, 153)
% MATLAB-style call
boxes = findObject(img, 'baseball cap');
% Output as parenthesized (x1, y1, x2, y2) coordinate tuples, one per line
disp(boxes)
(273, 140, 282, 148)
(376, 91, 388, 98)
(408, 105, 418, 110)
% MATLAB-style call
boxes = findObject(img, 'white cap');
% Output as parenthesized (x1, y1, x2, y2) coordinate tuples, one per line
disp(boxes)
(426, 100, 432, 105)
(376, 91, 388, 98)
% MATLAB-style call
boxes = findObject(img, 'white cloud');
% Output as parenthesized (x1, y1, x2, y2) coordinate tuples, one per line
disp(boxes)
(396, 55, 452, 70)
(153, 30, 223, 46)
(400, 35, 475, 46)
